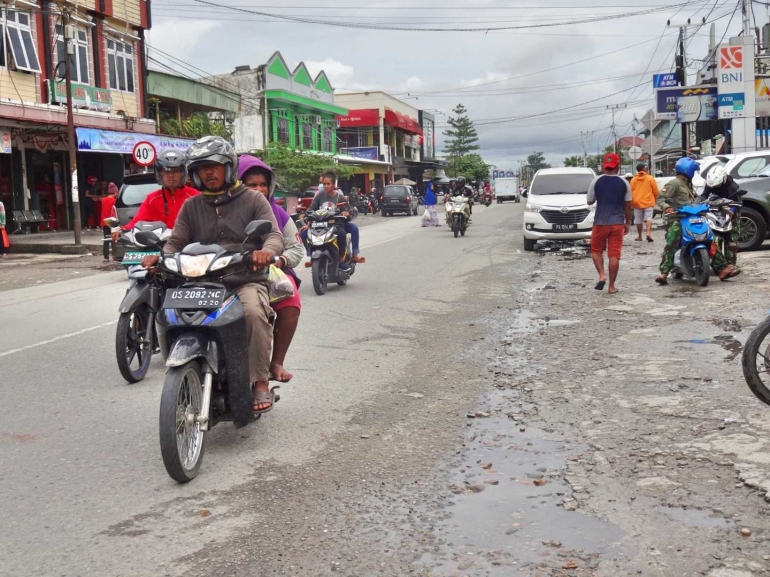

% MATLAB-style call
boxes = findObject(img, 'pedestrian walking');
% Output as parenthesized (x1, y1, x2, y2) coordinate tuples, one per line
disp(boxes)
(101, 182, 118, 262)
(421, 181, 440, 227)
(630, 163, 659, 243)
(587, 153, 632, 294)
(0, 200, 8, 258)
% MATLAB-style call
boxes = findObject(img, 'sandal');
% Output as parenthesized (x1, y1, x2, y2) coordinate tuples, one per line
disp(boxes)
(595, 280, 606, 291)
(655, 275, 668, 286)
(252, 386, 280, 414)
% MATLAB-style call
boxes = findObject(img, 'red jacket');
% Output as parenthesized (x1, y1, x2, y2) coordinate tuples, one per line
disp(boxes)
(100, 195, 116, 226)
(124, 186, 200, 230)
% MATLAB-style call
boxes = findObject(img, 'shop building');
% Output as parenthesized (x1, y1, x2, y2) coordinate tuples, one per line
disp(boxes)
(0, 0, 155, 231)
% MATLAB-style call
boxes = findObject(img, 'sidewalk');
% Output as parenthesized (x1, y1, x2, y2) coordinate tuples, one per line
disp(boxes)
(7, 229, 104, 254)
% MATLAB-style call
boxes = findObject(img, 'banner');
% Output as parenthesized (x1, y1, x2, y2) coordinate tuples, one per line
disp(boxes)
(0, 130, 11, 154)
(655, 86, 718, 121)
(756, 77, 770, 116)
(653, 73, 679, 89)
(341, 146, 378, 161)
(48, 80, 112, 113)
(76, 128, 195, 154)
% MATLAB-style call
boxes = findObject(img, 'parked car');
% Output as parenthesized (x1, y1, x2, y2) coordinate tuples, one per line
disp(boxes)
(694, 152, 770, 195)
(381, 185, 418, 216)
(522, 167, 596, 252)
(113, 173, 160, 259)
(732, 165, 770, 251)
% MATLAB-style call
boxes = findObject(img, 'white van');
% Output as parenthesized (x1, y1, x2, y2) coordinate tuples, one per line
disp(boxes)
(522, 167, 596, 252)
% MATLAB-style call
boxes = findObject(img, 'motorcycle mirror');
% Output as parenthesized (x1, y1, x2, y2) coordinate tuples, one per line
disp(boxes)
(135, 230, 160, 247)
(104, 217, 120, 228)
(245, 220, 272, 240)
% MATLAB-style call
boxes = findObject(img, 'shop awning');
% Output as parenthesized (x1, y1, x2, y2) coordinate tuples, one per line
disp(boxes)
(336, 108, 379, 128)
(385, 110, 423, 135)
(76, 127, 195, 154)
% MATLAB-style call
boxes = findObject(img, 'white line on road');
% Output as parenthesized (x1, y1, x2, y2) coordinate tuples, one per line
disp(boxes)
(362, 236, 406, 249)
(0, 320, 117, 359)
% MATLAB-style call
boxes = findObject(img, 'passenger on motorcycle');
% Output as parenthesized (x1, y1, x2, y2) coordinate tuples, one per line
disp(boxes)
(654, 157, 738, 285)
(301, 170, 366, 268)
(238, 155, 304, 383)
(702, 165, 743, 269)
(143, 136, 285, 414)
(113, 149, 199, 240)
(452, 176, 475, 214)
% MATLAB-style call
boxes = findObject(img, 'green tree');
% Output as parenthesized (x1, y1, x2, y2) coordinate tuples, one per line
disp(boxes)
(160, 111, 232, 141)
(563, 155, 584, 167)
(442, 104, 480, 158)
(447, 153, 490, 181)
(526, 151, 551, 172)
(254, 142, 359, 191)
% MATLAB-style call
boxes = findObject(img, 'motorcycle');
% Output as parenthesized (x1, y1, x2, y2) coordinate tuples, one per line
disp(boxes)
(670, 203, 715, 287)
(107, 218, 171, 383)
(305, 204, 356, 295)
(445, 194, 471, 238)
(704, 193, 745, 264)
(136, 220, 276, 483)
(481, 190, 493, 207)
(368, 194, 379, 215)
(357, 194, 370, 215)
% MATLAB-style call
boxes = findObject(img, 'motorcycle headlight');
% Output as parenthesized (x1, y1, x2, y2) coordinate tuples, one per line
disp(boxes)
(525, 204, 543, 213)
(163, 257, 178, 272)
(179, 254, 216, 277)
(209, 255, 234, 272)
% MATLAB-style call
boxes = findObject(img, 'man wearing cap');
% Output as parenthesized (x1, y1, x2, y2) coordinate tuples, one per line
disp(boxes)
(586, 153, 632, 294)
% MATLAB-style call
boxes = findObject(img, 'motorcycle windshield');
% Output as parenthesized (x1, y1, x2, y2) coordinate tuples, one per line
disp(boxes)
(677, 203, 709, 217)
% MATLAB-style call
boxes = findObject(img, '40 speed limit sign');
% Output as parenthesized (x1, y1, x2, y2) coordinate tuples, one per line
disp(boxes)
(132, 141, 157, 167)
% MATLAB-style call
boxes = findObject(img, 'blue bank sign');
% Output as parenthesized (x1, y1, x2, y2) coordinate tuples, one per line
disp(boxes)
(655, 86, 718, 121)
(653, 73, 679, 89)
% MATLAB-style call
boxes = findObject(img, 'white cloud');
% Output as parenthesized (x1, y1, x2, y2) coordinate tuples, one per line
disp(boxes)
(147, 20, 222, 63)
(305, 59, 372, 92)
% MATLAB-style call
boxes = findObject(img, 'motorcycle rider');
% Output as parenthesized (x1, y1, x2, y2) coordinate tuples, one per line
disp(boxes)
(701, 165, 743, 268)
(454, 176, 475, 213)
(654, 157, 738, 285)
(112, 149, 200, 240)
(142, 136, 285, 414)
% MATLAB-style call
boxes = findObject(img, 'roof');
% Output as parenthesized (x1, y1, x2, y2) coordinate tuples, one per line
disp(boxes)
(617, 136, 645, 148)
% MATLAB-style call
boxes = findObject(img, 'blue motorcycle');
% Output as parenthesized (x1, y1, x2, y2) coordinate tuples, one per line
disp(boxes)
(671, 203, 714, 287)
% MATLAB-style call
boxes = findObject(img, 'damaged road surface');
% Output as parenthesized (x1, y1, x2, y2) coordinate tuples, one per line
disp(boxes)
(2, 203, 770, 577)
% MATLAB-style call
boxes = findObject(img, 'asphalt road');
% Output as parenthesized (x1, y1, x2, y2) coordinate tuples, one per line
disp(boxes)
(0, 202, 526, 577)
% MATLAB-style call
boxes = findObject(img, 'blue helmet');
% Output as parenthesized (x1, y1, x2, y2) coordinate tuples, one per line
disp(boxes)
(674, 157, 700, 180)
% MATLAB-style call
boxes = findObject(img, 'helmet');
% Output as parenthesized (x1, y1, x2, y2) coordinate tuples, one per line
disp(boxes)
(705, 165, 728, 188)
(674, 157, 700, 180)
(456, 176, 467, 187)
(186, 135, 238, 190)
(154, 149, 187, 187)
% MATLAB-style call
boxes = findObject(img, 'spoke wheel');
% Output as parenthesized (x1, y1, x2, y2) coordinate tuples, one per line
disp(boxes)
(159, 362, 205, 483)
(116, 308, 153, 383)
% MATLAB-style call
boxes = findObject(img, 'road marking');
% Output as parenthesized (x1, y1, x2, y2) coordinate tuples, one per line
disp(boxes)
(0, 320, 117, 359)
(363, 236, 406, 249)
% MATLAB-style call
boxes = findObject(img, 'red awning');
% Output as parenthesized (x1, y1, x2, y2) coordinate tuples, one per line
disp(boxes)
(384, 109, 408, 130)
(336, 109, 379, 127)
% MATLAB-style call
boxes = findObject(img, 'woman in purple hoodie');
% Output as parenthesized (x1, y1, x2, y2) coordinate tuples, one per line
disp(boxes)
(238, 155, 304, 383)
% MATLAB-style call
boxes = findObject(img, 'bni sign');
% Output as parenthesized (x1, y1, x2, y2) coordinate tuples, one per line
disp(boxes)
(718, 45, 746, 119)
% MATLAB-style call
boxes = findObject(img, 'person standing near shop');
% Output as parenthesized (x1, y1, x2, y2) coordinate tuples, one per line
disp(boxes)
(101, 183, 118, 262)
(0, 200, 8, 258)
(84, 175, 102, 229)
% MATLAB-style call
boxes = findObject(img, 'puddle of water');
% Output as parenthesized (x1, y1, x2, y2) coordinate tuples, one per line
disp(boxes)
(658, 506, 735, 530)
(676, 335, 743, 362)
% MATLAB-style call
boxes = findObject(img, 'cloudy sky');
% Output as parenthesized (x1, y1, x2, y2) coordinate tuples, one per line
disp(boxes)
(147, 0, 753, 170)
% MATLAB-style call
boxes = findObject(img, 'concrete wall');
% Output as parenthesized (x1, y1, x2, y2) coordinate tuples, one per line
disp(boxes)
(234, 114, 264, 153)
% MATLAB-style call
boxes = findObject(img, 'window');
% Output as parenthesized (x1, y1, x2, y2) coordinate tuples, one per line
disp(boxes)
(322, 126, 332, 152)
(107, 39, 134, 92)
(4, 10, 41, 73)
(302, 123, 313, 149)
(55, 26, 89, 84)
(530, 173, 595, 196)
(736, 157, 770, 178)
(277, 117, 289, 143)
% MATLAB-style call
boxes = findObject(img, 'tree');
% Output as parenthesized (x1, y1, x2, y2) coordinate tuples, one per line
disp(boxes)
(254, 142, 359, 192)
(160, 111, 232, 141)
(447, 153, 490, 181)
(442, 104, 480, 158)
(526, 151, 551, 172)
(563, 155, 584, 167)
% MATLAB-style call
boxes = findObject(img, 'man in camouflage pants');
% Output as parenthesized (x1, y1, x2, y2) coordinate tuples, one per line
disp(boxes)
(655, 164, 738, 285)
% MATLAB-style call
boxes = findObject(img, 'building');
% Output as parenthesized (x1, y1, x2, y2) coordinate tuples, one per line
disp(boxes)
(0, 0, 157, 230)
(334, 91, 439, 193)
(211, 51, 348, 157)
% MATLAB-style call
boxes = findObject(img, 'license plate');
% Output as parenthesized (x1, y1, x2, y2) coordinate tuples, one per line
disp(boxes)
(163, 287, 226, 309)
(553, 224, 578, 232)
(122, 250, 160, 265)
(689, 217, 706, 223)
(390, 199, 400, 203)
(312, 222, 326, 228)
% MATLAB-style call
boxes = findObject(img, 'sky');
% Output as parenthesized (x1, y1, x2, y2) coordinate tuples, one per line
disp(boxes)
(146, 0, 757, 170)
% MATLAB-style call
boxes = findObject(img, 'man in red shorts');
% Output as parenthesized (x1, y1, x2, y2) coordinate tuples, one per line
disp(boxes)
(586, 153, 632, 294)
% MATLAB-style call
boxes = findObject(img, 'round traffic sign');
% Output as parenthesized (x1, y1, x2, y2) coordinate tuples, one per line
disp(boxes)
(627, 146, 643, 161)
(132, 141, 157, 167)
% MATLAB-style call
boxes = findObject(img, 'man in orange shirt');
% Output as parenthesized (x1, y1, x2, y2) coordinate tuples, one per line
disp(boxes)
(630, 163, 659, 242)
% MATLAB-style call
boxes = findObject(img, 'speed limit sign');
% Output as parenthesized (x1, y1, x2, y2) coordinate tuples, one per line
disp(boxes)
(132, 141, 157, 167)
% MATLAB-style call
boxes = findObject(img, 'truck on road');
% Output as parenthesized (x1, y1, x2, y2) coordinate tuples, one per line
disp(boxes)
(494, 178, 521, 203)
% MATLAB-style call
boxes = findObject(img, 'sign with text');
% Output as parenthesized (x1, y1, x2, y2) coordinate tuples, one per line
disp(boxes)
(340, 146, 378, 161)
(653, 73, 679, 89)
(718, 93, 746, 118)
(655, 86, 718, 121)
(48, 80, 112, 113)
(718, 44, 746, 119)
(76, 128, 195, 154)
(132, 141, 157, 167)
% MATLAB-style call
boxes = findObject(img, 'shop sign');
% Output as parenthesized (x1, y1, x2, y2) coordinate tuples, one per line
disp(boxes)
(0, 130, 11, 154)
(655, 86, 717, 121)
(48, 80, 112, 113)
(755, 78, 770, 116)
(653, 73, 679, 88)
(718, 44, 747, 119)
(76, 127, 195, 154)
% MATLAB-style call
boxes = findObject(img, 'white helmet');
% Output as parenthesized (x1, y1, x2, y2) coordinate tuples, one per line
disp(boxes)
(706, 165, 728, 188)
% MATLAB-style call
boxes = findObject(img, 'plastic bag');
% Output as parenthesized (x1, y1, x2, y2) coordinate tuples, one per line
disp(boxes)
(267, 265, 294, 304)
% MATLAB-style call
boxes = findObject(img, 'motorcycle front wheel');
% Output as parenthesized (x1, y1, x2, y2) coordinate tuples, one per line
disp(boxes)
(452, 217, 460, 238)
(116, 307, 153, 383)
(693, 247, 710, 287)
(742, 316, 770, 407)
(159, 361, 205, 483)
(312, 258, 328, 295)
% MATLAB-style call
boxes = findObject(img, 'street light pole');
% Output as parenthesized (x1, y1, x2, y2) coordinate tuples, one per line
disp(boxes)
(64, 12, 82, 245)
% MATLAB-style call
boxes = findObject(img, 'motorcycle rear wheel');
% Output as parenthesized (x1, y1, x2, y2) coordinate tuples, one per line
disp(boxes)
(116, 307, 153, 384)
(742, 316, 770, 407)
(159, 362, 205, 483)
(312, 258, 328, 295)
(693, 247, 710, 287)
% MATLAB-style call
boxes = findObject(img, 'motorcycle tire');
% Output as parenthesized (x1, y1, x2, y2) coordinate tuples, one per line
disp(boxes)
(693, 247, 710, 287)
(741, 316, 770, 407)
(159, 361, 205, 483)
(337, 279, 347, 286)
(116, 307, 153, 384)
(452, 219, 460, 238)
(312, 258, 328, 296)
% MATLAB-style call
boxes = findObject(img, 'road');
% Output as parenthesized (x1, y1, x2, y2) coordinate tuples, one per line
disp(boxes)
(3, 201, 770, 577)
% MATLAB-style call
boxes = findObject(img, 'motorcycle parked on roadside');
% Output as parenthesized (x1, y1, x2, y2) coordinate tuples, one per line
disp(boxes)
(670, 203, 715, 287)
(305, 204, 356, 295)
(107, 218, 171, 383)
(704, 193, 744, 263)
(445, 194, 471, 238)
(136, 220, 277, 483)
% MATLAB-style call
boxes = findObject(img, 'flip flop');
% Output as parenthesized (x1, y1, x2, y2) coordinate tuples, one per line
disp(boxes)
(252, 386, 280, 414)
(646, 236, 654, 242)
(595, 280, 606, 291)
(634, 238, 643, 242)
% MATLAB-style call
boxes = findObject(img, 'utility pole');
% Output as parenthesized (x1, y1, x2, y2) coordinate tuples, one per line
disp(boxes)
(606, 104, 627, 154)
(676, 26, 689, 155)
(580, 131, 594, 167)
(742, 0, 752, 37)
(63, 11, 82, 245)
